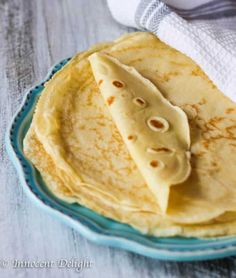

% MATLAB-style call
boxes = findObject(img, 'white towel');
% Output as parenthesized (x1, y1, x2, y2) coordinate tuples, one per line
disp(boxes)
(107, 0, 236, 103)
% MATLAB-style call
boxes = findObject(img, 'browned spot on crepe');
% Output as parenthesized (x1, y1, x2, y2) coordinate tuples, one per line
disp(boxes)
(150, 160, 159, 168)
(98, 79, 103, 86)
(107, 96, 115, 106)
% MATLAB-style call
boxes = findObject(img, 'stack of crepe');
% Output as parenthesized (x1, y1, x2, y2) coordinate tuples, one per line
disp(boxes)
(23, 32, 236, 237)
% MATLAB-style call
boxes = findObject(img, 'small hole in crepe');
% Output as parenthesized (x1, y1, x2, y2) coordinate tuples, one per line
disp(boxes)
(147, 147, 172, 154)
(112, 80, 125, 88)
(147, 116, 169, 132)
(150, 120, 164, 129)
(133, 97, 147, 107)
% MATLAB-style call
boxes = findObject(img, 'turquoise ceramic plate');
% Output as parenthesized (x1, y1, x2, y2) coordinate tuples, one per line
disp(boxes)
(6, 58, 236, 261)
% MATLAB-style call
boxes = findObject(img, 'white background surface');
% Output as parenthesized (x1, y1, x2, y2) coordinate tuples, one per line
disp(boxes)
(0, 0, 235, 277)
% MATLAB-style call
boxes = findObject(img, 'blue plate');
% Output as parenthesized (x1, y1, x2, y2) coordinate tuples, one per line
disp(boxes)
(6, 58, 236, 261)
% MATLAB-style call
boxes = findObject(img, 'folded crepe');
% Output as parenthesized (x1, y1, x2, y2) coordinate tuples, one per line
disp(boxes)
(23, 32, 236, 237)
(88, 53, 191, 212)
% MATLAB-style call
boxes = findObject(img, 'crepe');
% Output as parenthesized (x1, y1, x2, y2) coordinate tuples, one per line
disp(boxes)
(24, 122, 236, 237)
(23, 32, 236, 237)
(89, 53, 191, 212)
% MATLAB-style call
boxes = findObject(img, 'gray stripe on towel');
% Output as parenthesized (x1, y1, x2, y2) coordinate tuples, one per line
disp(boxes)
(172, 0, 236, 19)
(135, 0, 171, 29)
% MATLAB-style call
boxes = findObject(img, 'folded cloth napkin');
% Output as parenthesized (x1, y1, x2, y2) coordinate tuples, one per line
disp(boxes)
(107, 0, 236, 103)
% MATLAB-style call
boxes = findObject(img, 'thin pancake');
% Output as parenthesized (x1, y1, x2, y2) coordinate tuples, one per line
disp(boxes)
(24, 32, 236, 235)
(89, 52, 191, 212)
(24, 117, 236, 237)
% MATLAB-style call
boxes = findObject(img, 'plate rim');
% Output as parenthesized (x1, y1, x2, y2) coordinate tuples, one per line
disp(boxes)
(5, 58, 236, 262)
